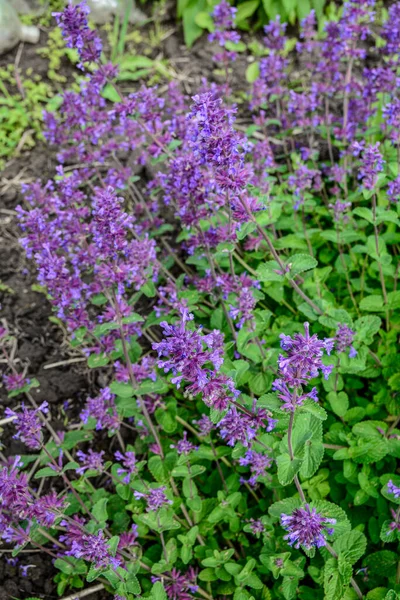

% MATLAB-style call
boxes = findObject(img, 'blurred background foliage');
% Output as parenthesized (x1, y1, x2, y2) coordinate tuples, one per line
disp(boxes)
(179, 0, 331, 46)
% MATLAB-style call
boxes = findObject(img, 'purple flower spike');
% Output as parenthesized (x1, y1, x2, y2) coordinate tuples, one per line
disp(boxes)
(335, 324, 357, 358)
(3, 373, 30, 392)
(114, 451, 138, 483)
(352, 142, 385, 190)
(5, 402, 48, 449)
(273, 322, 334, 411)
(280, 504, 336, 550)
(239, 449, 272, 486)
(171, 432, 198, 455)
(208, 0, 240, 49)
(65, 528, 121, 570)
(134, 486, 172, 512)
(76, 449, 105, 475)
(53, 2, 102, 68)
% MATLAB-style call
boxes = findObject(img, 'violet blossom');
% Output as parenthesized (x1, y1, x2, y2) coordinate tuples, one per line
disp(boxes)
(388, 177, 400, 204)
(335, 324, 357, 358)
(5, 402, 48, 449)
(280, 505, 336, 550)
(53, 1, 102, 68)
(134, 487, 172, 512)
(352, 142, 385, 190)
(80, 388, 121, 432)
(114, 451, 138, 483)
(65, 528, 121, 570)
(171, 432, 198, 455)
(239, 449, 273, 486)
(388, 480, 400, 498)
(152, 567, 198, 600)
(3, 373, 30, 392)
(272, 322, 334, 411)
(76, 449, 105, 475)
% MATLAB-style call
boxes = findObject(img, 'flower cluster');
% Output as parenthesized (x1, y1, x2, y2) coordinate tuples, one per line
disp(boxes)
(5, 402, 48, 449)
(280, 505, 336, 550)
(2, 0, 400, 597)
(272, 323, 333, 411)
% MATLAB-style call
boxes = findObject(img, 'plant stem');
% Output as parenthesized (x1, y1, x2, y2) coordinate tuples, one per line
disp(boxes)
(112, 292, 165, 458)
(287, 409, 306, 503)
(372, 194, 390, 330)
(240, 199, 323, 315)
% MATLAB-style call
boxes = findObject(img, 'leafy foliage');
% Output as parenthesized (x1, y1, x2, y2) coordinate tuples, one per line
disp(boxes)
(1, 1, 400, 600)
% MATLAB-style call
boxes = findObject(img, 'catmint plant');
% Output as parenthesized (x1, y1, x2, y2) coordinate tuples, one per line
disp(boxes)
(1, 0, 400, 599)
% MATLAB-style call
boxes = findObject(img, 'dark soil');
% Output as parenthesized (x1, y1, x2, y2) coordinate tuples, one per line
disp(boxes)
(0, 12, 249, 597)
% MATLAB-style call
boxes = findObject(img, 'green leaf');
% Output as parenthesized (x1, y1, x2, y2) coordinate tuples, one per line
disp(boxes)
(353, 207, 374, 223)
(364, 551, 398, 577)
(300, 440, 324, 479)
(387, 290, 400, 310)
(187, 496, 202, 512)
(141, 280, 156, 297)
(269, 496, 301, 520)
(182, 0, 205, 47)
(359, 295, 384, 312)
(246, 62, 260, 83)
(199, 568, 218, 582)
(194, 11, 214, 30)
(300, 399, 327, 420)
(118, 55, 154, 71)
(287, 253, 318, 277)
(333, 530, 367, 564)
(235, 0, 259, 24)
(109, 381, 135, 398)
(137, 379, 169, 396)
(35, 467, 58, 478)
(354, 315, 381, 345)
(54, 558, 74, 574)
(87, 353, 109, 368)
(92, 498, 108, 522)
(151, 582, 167, 600)
(277, 453, 303, 485)
(324, 557, 349, 600)
(327, 391, 349, 417)
(256, 260, 283, 282)
(126, 573, 141, 595)
(148, 455, 168, 482)
(349, 438, 388, 464)
(102, 84, 121, 102)
(312, 500, 351, 538)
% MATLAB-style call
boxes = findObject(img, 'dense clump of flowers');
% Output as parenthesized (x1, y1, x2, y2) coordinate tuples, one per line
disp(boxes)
(171, 432, 198, 455)
(76, 449, 105, 475)
(64, 528, 120, 570)
(134, 487, 172, 512)
(3, 373, 30, 392)
(80, 388, 121, 432)
(272, 323, 333, 411)
(4, 0, 400, 597)
(335, 324, 357, 357)
(114, 450, 138, 483)
(352, 142, 385, 190)
(208, 0, 240, 62)
(280, 505, 336, 550)
(153, 308, 239, 411)
(153, 567, 198, 600)
(239, 450, 273, 486)
(5, 402, 48, 449)
(53, 2, 102, 68)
